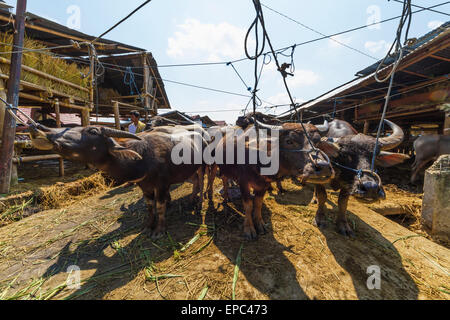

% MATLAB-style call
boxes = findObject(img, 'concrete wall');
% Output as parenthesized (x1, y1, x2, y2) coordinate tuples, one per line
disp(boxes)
(421, 154, 450, 242)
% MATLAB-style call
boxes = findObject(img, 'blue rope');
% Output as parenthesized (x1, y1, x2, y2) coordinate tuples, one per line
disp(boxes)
(123, 67, 141, 98)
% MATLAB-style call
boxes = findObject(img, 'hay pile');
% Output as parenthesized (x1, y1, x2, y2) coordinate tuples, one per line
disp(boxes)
(0, 172, 113, 226)
(0, 32, 90, 99)
(39, 172, 113, 209)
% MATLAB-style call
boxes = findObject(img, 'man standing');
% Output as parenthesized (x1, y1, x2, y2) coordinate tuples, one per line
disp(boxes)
(128, 110, 146, 134)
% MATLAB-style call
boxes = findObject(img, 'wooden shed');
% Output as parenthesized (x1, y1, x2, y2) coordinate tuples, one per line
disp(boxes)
(278, 22, 450, 142)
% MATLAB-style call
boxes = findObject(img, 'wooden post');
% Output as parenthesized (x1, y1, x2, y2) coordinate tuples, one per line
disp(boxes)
(142, 53, 151, 121)
(54, 98, 64, 177)
(54, 98, 61, 128)
(0, 79, 6, 138)
(81, 108, 90, 127)
(150, 87, 157, 116)
(363, 120, 370, 135)
(444, 112, 450, 136)
(113, 100, 120, 130)
(0, 0, 27, 194)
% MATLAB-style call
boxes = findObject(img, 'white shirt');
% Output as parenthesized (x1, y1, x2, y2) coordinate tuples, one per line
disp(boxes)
(128, 123, 137, 134)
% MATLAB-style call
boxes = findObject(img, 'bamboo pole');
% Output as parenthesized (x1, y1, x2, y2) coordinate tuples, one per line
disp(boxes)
(81, 108, 90, 127)
(18, 92, 88, 111)
(363, 121, 370, 135)
(0, 57, 89, 93)
(0, 73, 87, 103)
(444, 112, 450, 136)
(0, 78, 6, 138)
(54, 98, 61, 128)
(13, 154, 61, 163)
(142, 53, 151, 121)
(0, 0, 27, 194)
(53, 98, 64, 177)
(113, 100, 120, 130)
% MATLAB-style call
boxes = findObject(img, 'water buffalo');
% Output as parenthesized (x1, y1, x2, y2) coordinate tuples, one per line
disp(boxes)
(411, 134, 450, 182)
(236, 112, 282, 129)
(29, 124, 206, 239)
(216, 121, 335, 240)
(315, 119, 358, 137)
(315, 119, 409, 236)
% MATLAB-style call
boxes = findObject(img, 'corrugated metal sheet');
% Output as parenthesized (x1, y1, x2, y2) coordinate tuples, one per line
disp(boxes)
(356, 21, 450, 77)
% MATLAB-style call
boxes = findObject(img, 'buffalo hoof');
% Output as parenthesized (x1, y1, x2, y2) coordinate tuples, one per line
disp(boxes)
(243, 227, 258, 241)
(314, 213, 327, 229)
(149, 229, 166, 240)
(336, 220, 355, 238)
(255, 222, 267, 235)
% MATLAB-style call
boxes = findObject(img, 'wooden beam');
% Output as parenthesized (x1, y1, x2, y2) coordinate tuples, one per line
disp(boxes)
(18, 92, 88, 110)
(0, 0, 27, 194)
(113, 100, 121, 130)
(429, 54, 450, 63)
(54, 98, 61, 128)
(0, 57, 89, 93)
(81, 108, 90, 127)
(444, 112, 450, 136)
(0, 15, 141, 55)
(400, 69, 433, 79)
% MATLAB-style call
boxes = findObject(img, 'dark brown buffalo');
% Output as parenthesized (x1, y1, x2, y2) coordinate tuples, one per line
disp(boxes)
(29, 124, 205, 239)
(411, 134, 450, 182)
(314, 119, 409, 236)
(216, 121, 335, 240)
(236, 112, 282, 129)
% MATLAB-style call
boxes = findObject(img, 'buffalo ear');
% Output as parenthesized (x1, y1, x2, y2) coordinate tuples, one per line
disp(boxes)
(376, 151, 409, 167)
(107, 138, 142, 161)
(317, 137, 340, 158)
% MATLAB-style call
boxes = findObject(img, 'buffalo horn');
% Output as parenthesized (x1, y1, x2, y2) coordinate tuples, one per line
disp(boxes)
(255, 120, 283, 131)
(315, 120, 329, 133)
(378, 119, 404, 151)
(101, 127, 142, 140)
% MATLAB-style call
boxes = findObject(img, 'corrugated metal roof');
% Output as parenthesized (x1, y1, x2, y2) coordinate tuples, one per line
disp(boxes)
(356, 21, 450, 77)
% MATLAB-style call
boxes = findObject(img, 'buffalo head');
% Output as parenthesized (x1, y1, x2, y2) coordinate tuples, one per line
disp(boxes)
(318, 119, 409, 203)
(30, 124, 143, 165)
(254, 121, 334, 184)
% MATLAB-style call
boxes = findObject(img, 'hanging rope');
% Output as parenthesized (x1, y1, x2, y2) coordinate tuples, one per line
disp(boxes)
(249, 0, 318, 153)
(370, 0, 412, 172)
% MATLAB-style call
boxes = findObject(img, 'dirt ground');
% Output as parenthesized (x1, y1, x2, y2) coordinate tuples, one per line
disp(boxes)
(0, 174, 448, 300)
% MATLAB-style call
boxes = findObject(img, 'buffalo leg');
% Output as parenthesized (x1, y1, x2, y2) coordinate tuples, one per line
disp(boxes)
(336, 188, 354, 237)
(240, 183, 257, 240)
(206, 164, 218, 200)
(253, 189, 267, 235)
(411, 157, 434, 183)
(314, 185, 328, 228)
(221, 175, 230, 203)
(196, 166, 204, 211)
(143, 190, 157, 230)
(150, 187, 169, 239)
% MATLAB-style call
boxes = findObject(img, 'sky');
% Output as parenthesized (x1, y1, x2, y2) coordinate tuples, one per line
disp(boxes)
(3, 0, 449, 124)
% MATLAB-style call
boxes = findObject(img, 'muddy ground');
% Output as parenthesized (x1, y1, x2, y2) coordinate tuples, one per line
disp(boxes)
(0, 164, 448, 300)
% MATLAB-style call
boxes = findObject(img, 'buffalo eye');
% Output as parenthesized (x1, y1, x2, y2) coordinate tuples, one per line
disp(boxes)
(88, 128, 101, 135)
(286, 139, 293, 145)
